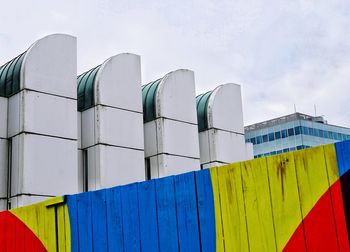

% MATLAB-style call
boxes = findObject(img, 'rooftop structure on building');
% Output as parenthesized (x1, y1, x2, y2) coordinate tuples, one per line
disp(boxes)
(245, 112, 350, 158)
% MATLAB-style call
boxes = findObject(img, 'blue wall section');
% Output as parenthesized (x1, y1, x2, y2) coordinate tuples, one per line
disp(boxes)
(335, 140, 350, 176)
(66, 171, 216, 252)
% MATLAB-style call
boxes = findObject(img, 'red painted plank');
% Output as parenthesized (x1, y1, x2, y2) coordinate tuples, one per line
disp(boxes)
(0, 211, 47, 252)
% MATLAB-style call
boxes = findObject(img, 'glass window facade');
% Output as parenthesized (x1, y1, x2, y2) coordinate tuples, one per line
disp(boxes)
(245, 119, 350, 158)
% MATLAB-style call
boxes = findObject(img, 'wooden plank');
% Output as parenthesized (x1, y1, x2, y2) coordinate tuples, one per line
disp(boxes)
(121, 183, 141, 252)
(266, 152, 306, 252)
(138, 180, 159, 251)
(91, 189, 108, 251)
(241, 157, 277, 252)
(174, 172, 201, 251)
(66, 195, 79, 252)
(324, 144, 350, 250)
(105, 187, 124, 252)
(155, 176, 179, 252)
(195, 169, 216, 252)
(77, 192, 93, 252)
(294, 146, 339, 251)
(209, 167, 224, 252)
(217, 163, 249, 252)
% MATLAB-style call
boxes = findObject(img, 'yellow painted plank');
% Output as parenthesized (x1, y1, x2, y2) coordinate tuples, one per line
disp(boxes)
(10, 196, 71, 251)
(266, 152, 304, 251)
(323, 144, 340, 185)
(294, 146, 330, 218)
(210, 167, 225, 252)
(217, 163, 249, 252)
(241, 157, 277, 252)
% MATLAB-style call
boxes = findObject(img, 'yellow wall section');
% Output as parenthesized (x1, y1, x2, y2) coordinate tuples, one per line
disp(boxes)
(323, 144, 340, 185)
(265, 152, 304, 252)
(241, 158, 277, 252)
(210, 167, 225, 252)
(210, 163, 249, 252)
(294, 146, 333, 219)
(10, 197, 71, 252)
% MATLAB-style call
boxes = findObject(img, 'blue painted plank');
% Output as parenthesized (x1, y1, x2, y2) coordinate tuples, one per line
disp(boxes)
(121, 183, 141, 252)
(77, 192, 93, 252)
(174, 172, 201, 252)
(195, 169, 216, 252)
(66, 195, 80, 252)
(155, 176, 179, 252)
(335, 140, 350, 176)
(138, 180, 159, 251)
(91, 189, 108, 251)
(105, 186, 124, 251)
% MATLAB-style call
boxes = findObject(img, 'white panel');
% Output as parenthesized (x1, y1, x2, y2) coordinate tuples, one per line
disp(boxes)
(11, 134, 78, 196)
(245, 143, 254, 160)
(77, 149, 84, 192)
(8, 91, 77, 139)
(198, 131, 211, 165)
(157, 70, 197, 124)
(161, 118, 200, 158)
(96, 54, 142, 112)
(8, 93, 21, 137)
(144, 121, 158, 157)
(22, 34, 77, 98)
(202, 161, 224, 169)
(77, 112, 82, 149)
(87, 145, 145, 190)
(208, 83, 244, 134)
(155, 154, 200, 177)
(209, 129, 247, 163)
(0, 97, 8, 138)
(0, 199, 6, 211)
(0, 139, 8, 198)
(9, 195, 52, 209)
(98, 106, 144, 149)
(81, 107, 95, 149)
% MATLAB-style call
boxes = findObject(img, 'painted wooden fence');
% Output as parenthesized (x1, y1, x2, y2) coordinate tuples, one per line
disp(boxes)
(0, 141, 349, 251)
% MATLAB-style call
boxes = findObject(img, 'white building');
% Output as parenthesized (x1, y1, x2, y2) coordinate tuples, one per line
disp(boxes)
(0, 34, 252, 210)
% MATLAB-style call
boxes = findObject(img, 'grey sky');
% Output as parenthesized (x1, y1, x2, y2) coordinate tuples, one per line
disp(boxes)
(1, 0, 349, 126)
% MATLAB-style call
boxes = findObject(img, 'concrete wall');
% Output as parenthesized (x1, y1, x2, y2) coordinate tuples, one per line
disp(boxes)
(80, 54, 145, 190)
(198, 83, 253, 169)
(144, 69, 201, 178)
(6, 34, 78, 208)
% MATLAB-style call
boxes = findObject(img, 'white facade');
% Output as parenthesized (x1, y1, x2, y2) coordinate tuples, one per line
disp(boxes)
(0, 35, 251, 209)
(79, 54, 145, 191)
(198, 83, 253, 169)
(0, 34, 78, 209)
(143, 70, 201, 178)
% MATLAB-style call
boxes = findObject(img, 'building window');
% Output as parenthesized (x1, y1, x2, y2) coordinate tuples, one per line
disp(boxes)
(262, 134, 268, 143)
(275, 131, 281, 139)
(319, 129, 324, 138)
(288, 128, 295, 136)
(251, 137, 256, 144)
(257, 136, 262, 144)
(295, 126, 301, 135)
(268, 132, 275, 141)
(302, 127, 309, 135)
(281, 129, 288, 138)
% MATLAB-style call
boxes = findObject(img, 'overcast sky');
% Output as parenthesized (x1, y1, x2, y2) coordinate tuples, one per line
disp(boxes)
(1, 0, 349, 126)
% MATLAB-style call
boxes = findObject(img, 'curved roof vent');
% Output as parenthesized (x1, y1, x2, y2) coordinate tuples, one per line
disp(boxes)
(77, 65, 101, 112)
(142, 79, 161, 123)
(0, 52, 26, 98)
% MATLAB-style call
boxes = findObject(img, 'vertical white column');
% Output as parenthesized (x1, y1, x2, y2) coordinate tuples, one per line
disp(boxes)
(198, 83, 253, 169)
(143, 69, 201, 178)
(0, 97, 8, 210)
(7, 34, 78, 208)
(80, 53, 145, 190)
